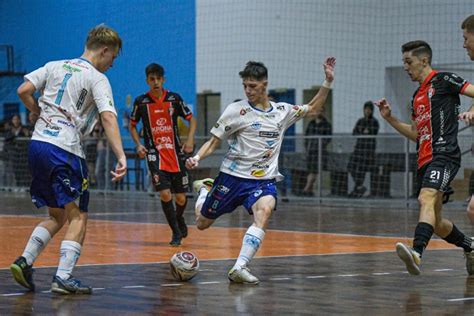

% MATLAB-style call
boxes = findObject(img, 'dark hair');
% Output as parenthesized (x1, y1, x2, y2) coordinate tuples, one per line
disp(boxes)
(146, 63, 165, 77)
(401, 40, 432, 64)
(363, 101, 374, 111)
(462, 15, 474, 33)
(239, 61, 267, 81)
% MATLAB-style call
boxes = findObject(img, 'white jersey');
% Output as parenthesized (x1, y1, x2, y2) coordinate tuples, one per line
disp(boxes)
(25, 58, 117, 158)
(211, 100, 308, 180)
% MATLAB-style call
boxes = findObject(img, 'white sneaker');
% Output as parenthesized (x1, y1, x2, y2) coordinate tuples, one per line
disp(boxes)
(396, 242, 421, 275)
(192, 178, 214, 193)
(228, 267, 259, 285)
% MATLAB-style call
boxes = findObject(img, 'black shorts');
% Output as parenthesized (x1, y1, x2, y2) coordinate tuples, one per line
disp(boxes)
(147, 161, 189, 193)
(416, 158, 459, 194)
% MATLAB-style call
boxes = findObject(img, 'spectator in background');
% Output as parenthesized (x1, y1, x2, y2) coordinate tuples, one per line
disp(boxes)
(302, 105, 332, 196)
(94, 120, 116, 190)
(4, 114, 30, 186)
(25, 112, 39, 136)
(347, 101, 379, 198)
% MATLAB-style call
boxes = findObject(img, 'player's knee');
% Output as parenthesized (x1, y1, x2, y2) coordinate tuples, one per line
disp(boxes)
(196, 217, 213, 230)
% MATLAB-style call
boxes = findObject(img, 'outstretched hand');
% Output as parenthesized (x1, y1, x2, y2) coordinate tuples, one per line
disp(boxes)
(323, 57, 336, 82)
(459, 111, 474, 125)
(374, 98, 392, 119)
(185, 156, 199, 169)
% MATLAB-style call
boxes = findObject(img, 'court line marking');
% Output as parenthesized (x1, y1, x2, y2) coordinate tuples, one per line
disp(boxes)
(1, 267, 468, 297)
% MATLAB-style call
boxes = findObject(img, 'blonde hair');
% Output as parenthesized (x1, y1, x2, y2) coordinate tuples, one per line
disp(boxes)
(85, 24, 122, 53)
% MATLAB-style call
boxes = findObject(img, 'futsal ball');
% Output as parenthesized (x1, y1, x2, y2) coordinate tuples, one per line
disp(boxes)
(170, 251, 199, 281)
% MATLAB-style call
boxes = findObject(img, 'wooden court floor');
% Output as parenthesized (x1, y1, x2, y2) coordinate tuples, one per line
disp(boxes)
(1, 191, 474, 315)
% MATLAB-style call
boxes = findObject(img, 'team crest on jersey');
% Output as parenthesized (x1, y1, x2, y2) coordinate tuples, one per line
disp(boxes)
(251, 122, 262, 130)
(240, 107, 252, 116)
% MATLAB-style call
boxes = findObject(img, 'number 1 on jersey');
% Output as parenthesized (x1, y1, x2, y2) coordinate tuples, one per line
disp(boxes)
(55, 73, 72, 105)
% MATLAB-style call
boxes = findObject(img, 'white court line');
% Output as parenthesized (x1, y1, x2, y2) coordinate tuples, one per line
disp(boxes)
(306, 276, 326, 279)
(161, 283, 182, 287)
(270, 277, 291, 281)
(1, 293, 24, 297)
(434, 269, 453, 272)
(122, 285, 145, 289)
(372, 272, 391, 275)
(447, 297, 474, 302)
(337, 274, 360, 277)
(198, 281, 220, 285)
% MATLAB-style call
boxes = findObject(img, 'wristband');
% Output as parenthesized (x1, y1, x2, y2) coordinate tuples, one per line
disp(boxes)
(322, 80, 332, 89)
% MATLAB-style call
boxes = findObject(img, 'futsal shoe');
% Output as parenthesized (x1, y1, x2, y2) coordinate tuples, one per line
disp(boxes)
(192, 178, 214, 193)
(464, 244, 474, 275)
(228, 267, 260, 285)
(396, 242, 421, 275)
(169, 232, 182, 247)
(51, 275, 92, 294)
(177, 216, 188, 238)
(10, 256, 35, 291)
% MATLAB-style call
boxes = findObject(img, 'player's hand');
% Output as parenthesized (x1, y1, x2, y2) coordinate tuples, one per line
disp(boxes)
(111, 156, 127, 182)
(374, 98, 392, 119)
(323, 57, 336, 82)
(458, 111, 474, 125)
(182, 141, 194, 154)
(186, 155, 200, 169)
(136, 144, 148, 159)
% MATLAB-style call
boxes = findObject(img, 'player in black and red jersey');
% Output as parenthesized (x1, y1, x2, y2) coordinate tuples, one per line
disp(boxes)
(129, 63, 196, 246)
(375, 40, 474, 275)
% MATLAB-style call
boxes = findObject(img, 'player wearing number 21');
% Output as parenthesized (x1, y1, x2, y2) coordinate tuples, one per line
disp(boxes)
(11, 24, 127, 294)
(375, 40, 474, 276)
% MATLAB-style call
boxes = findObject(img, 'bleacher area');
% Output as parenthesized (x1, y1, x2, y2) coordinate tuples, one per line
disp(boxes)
(2, 132, 473, 207)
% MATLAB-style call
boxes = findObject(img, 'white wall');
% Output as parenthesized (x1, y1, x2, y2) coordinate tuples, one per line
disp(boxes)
(197, 0, 474, 133)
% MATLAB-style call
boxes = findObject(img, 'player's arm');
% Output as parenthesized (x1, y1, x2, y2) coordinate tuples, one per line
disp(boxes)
(129, 122, 147, 158)
(100, 111, 127, 181)
(182, 116, 197, 154)
(306, 57, 335, 117)
(375, 98, 417, 142)
(17, 80, 41, 115)
(185, 135, 221, 169)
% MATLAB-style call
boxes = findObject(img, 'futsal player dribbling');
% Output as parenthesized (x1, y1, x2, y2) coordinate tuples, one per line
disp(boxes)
(375, 40, 474, 275)
(10, 24, 127, 294)
(187, 57, 335, 284)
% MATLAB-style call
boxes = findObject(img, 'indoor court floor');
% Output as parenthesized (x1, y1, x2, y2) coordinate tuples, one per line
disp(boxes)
(1, 191, 474, 315)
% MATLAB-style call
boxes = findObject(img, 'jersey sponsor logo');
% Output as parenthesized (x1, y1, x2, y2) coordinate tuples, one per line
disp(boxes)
(251, 169, 266, 177)
(155, 136, 174, 150)
(43, 129, 59, 137)
(259, 131, 279, 138)
(293, 108, 304, 118)
(277, 105, 285, 111)
(415, 112, 431, 124)
(214, 123, 220, 128)
(167, 95, 176, 101)
(62, 63, 82, 73)
(154, 109, 165, 113)
(240, 107, 253, 116)
(57, 119, 75, 128)
(266, 140, 276, 146)
(251, 121, 262, 130)
(182, 175, 189, 186)
(225, 126, 231, 132)
(152, 118, 173, 133)
(253, 189, 263, 197)
(415, 104, 425, 115)
(82, 178, 88, 191)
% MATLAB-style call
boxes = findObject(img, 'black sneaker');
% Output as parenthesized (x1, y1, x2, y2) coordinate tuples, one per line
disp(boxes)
(177, 216, 188, 238)
(169, 232, 182, 247)
(10, 256, 35, 291)
(51, 275, 92, 294)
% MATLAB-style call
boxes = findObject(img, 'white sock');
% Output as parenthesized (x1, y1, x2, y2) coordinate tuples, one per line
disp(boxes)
(56, 240, 81, 279)
(234, 225, 265, 269)
(22, 227, 51, 265)
(195, 187, 209, 215)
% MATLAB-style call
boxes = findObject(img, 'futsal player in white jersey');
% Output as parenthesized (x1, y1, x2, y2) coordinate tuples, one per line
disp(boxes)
(186, 57, 335, 284)
(10, 24, 127, 294)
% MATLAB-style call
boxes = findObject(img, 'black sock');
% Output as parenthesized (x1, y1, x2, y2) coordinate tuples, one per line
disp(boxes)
(413, 222, 434, 256)
(161, 200, 181, 236)
(443, 224, 473, 252)
(175, 199, 187, 218)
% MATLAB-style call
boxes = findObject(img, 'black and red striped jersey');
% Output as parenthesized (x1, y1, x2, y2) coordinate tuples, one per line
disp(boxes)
(130, 89, 193, 173)
(411, 70, 469, 169)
